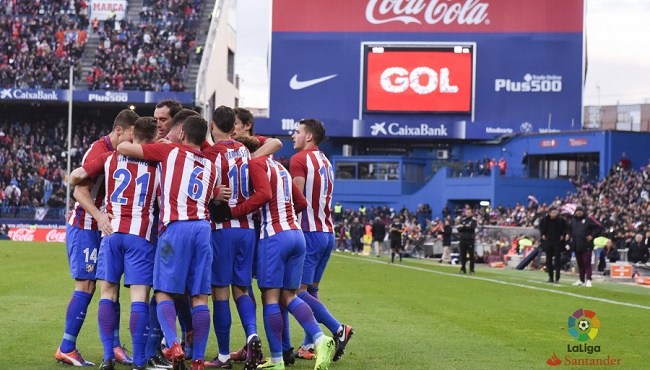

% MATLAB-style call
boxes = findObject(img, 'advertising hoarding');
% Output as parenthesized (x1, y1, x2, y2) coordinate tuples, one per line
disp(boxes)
(257, 0, 584, 140)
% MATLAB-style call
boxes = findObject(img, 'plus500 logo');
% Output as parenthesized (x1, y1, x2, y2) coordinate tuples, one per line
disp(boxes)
(495, 74, 563, 93)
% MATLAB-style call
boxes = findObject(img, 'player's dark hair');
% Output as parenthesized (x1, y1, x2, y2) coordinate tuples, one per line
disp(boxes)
(171, 108, 200, 128)
(113, 109, 139, 130)
(156, 99, 182, 118)
(236, 136, 260, 153)
(133, 117, 157, 143)
(212, 105, 236, 133)
(182, 116, 208, 146)
(298, 118, 326, 145)
(234, 107, 255, 136)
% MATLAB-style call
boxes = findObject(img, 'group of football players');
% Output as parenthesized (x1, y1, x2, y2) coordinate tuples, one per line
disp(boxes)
(55, 100, 353, 370)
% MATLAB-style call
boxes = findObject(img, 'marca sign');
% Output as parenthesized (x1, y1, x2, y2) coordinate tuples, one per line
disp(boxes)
(90, 0, 127, 20)
(365, 47, 473, 112)
(365, 0, 489, 26)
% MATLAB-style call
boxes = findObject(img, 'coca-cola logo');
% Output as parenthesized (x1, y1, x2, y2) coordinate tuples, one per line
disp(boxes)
(10, 228, 36, 242)
(46, 229, 67, 242)
(365, 0, 489, 25)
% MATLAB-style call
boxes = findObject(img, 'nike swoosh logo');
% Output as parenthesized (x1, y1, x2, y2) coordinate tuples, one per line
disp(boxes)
(289, 74, 337, 90)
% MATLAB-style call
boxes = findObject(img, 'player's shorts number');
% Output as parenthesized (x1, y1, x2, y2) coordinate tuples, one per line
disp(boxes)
(83, 247, 98, 263)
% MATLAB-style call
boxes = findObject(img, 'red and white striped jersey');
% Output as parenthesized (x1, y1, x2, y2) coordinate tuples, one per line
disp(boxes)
(290, 147, 334, 233)
(141, 143, 218, 229)
(203, 141, 255, 230)
(83, 152, 160, 241)
(68, 136, 113, 230)
(231, 156, 307, 239)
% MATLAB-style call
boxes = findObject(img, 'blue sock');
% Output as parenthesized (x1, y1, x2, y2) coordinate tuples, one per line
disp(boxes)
(307, 286, 319, 300)
(156, 300, 178, 346)
(175, 296, 193, 338)
(191, 305, 211, 362)
(98, 299, 117, 360)
(280, 304, 292, 351)
(263, 303, 283, 359)
(287, 298, 322, 343)
(235, 295, 257, 338)
(298, 291, 341, 334)
(130, 302, 149, 367)
(112, 301, 121, 348)
(248, 287, 257, 308)
(213, 299, 231, 356)
(145, 296, 162, 359)
(60, 291, 92, 353)
(300, 290, 314, 347)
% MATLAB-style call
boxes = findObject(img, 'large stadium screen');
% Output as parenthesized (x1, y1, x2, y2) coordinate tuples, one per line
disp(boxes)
(363, 44, 474, 114)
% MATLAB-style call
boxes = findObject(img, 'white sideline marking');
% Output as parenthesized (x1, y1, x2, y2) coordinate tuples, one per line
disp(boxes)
(331, 254, 650, 311)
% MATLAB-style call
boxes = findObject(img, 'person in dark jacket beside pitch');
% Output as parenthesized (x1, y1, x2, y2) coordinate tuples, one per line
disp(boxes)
(440, 218, 453, 263)
(371, 217, 386, 257)
(566, 206, 601, 287)
(540, 206, 567, 283)
(457, 209, 477, 274)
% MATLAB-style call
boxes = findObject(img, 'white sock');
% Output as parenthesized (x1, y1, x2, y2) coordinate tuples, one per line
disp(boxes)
(270, 356, 283, 364)
(218, 354, 230, 362)
(314, 334, 325, 347)
(247, 334, 257, 343)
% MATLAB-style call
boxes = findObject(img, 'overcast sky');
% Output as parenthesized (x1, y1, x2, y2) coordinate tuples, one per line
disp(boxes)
(235, 0, 650, 108)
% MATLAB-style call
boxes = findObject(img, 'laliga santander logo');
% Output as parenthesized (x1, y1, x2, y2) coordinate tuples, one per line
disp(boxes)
(365, 0, 489, 25)
(568, 308, 600, 342)
(381, 67, 458, 94)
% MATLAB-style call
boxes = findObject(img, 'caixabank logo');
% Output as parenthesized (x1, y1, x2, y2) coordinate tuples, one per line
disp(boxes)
(546, 309, 622, 367)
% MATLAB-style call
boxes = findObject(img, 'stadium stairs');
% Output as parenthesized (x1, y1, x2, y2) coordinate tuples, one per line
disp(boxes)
(76, 0, 216, 93)
(186, 0, 217, 92)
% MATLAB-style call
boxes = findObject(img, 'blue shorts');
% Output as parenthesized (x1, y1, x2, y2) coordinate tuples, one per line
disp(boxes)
(96, 233, 154, 286)
(154, 220, 212, 296)
(151, 215, 160, 248)
(211, 228, 257, 287)
(301, 232, 335, 286)
(66, 224, 101, 280)
(256, 229, 306, 290)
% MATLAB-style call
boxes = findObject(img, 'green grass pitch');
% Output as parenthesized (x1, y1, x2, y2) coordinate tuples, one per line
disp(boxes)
(1, 241, 648, 369)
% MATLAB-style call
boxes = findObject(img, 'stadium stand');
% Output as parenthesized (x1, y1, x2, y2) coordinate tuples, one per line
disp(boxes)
(0, 108, 110, 219)
(0, 0, 88, 89)
(85, 0, 204, 91)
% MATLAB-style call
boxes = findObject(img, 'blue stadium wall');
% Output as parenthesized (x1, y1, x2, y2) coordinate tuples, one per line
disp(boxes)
(272, 130, 650, 217)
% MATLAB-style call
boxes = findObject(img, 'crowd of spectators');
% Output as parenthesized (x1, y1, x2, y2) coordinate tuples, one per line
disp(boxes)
(0, 0, 88, 89)
(0, 108, 110, 218)
(87, 0, 204, 91)
(331, 165, 650, 264)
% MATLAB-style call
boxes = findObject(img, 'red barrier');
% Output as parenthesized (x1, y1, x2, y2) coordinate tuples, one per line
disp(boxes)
(8, 227, 66, 242)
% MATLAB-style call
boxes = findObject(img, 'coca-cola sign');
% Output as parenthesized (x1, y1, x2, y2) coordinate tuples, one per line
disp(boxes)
(9, 228, 36, 242)
(271, 0, 583, 33)
(46, 229, 67, 242)
(365, 0, 489, 26)
(8, 226, 67, 242)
